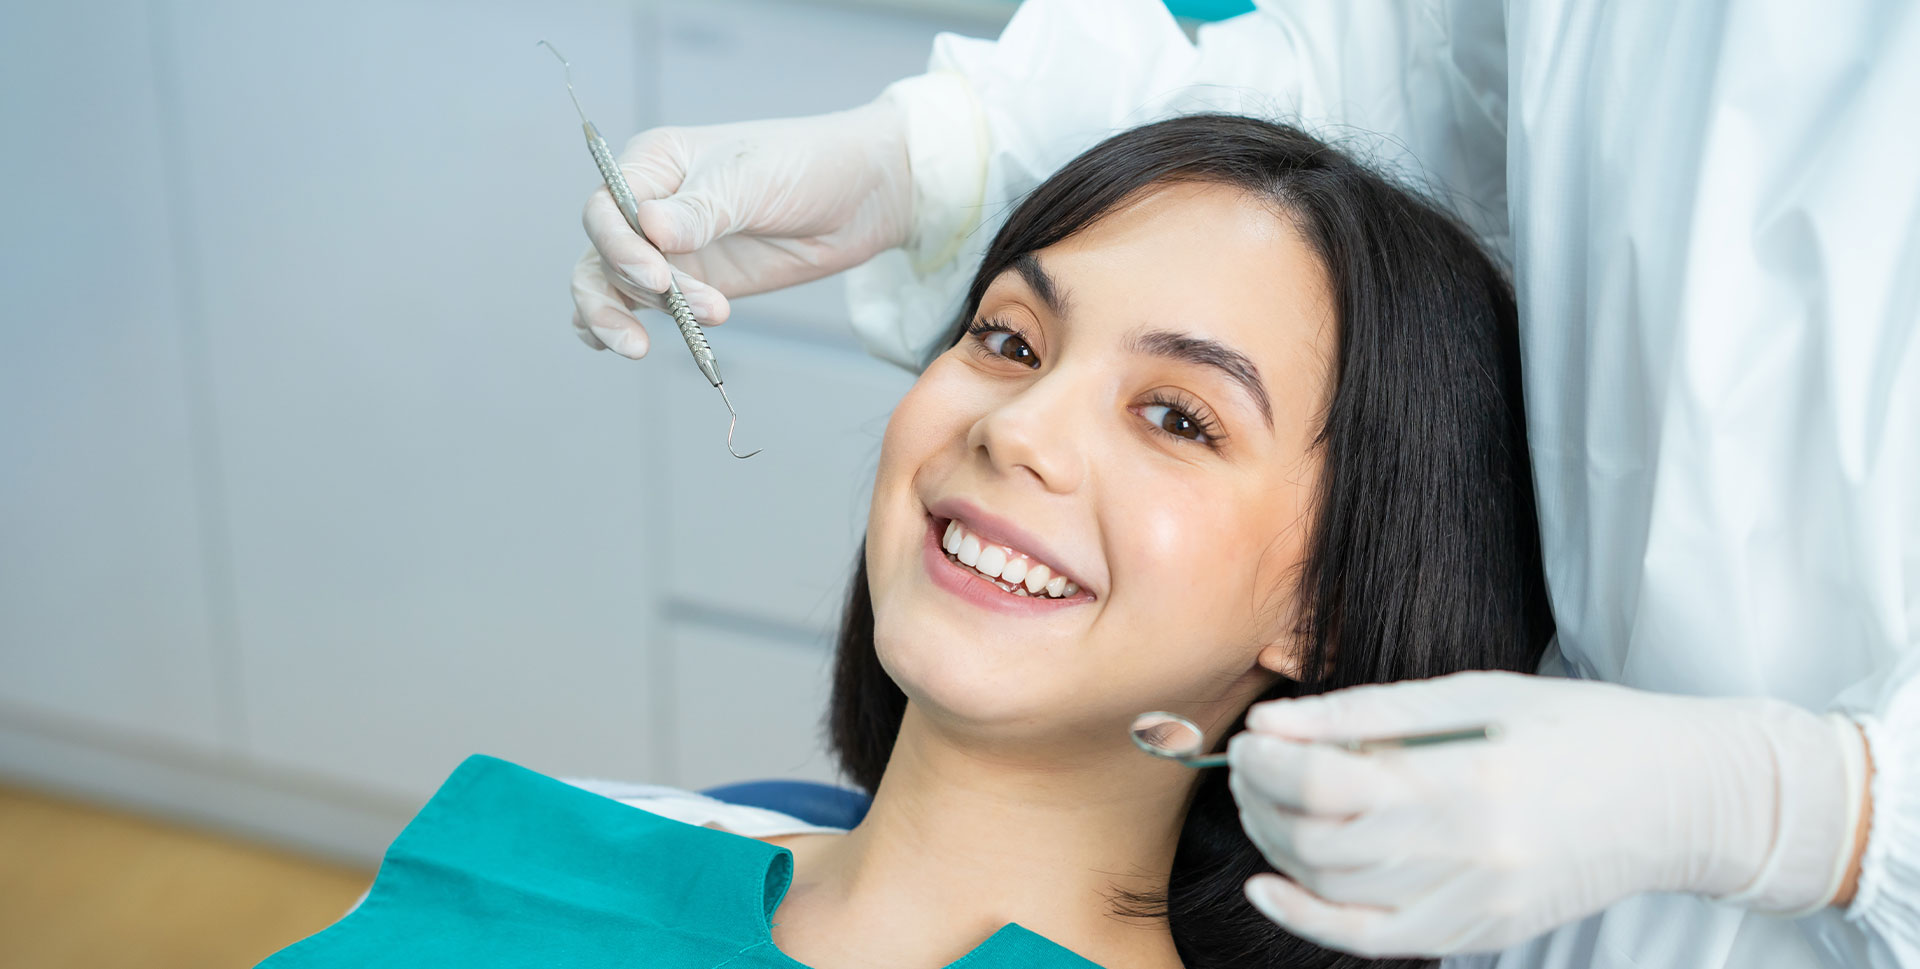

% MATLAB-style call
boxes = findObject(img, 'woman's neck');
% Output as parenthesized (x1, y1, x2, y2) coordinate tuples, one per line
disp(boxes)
(770, 704, 1195, 969)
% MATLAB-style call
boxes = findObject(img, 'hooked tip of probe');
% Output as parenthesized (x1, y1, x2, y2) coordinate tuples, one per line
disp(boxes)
(718, 385, 763, 460)
(535, 40, 588, 124)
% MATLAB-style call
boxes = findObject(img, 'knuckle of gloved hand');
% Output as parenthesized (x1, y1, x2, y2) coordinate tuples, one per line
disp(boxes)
(1295, 746, 1347, 815)
(1240, 811, 1290, 858)
(1288, 826, 1332, 870)
(675, 193, 722, 235)
(583, 193, 627, 241)
(1259, 851, 1320, 890)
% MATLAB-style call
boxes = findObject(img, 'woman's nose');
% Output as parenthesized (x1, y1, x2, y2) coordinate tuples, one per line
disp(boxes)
(965, 376, 1088, 493)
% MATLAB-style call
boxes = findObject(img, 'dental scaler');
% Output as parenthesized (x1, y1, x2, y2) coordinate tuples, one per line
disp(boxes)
(540, 40, 761, 459)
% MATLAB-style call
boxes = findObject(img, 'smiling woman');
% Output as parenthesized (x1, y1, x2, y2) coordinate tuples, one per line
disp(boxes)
(256, 114, 1552, 969)
(822, 114, 1555, 969)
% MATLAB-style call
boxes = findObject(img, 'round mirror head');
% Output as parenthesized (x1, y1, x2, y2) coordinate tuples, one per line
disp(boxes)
(1130, 711, 1207, 760)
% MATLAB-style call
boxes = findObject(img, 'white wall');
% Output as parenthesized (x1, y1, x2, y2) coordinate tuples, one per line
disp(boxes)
(0, 0, 1001, 865)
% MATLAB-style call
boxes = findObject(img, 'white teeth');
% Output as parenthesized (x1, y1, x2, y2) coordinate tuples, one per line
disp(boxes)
(999, 556, 1028, 584)
(975, 544, 1007, 578)
(941, 518, 1081, 600)
(957, 533, 982, 568)
(1024, 564, 1052, 595)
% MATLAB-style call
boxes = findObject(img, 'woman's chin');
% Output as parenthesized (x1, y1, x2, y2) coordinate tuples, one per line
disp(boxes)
(877, 634, 1072, 725)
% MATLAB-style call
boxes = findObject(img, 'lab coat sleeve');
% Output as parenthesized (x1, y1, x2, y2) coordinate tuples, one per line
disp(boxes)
(845, 0, 1511, 369)
(1811, 650, 1920, 966)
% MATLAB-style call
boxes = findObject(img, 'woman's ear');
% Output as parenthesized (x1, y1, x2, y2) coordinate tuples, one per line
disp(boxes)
(1256, 642, 1303, 679)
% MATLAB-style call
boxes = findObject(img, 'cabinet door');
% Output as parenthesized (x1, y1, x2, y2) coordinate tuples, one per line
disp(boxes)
(653, 333, 911, 790)
(660, 333, 914, 637)
(666, 618, 839, 791)
(0, 0, 227, 754)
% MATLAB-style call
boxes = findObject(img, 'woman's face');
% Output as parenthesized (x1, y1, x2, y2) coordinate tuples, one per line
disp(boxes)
(866, 181, 1337, 756)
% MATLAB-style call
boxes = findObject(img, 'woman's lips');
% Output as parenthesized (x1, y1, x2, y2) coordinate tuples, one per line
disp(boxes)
(921, 514, 1089, 615)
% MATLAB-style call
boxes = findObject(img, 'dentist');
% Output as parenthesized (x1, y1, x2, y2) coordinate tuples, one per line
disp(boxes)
(568, 1, 1919, 965)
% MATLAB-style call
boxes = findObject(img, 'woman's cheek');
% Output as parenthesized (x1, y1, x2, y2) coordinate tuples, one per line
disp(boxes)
(883, 360, 979, 458)
(875, 365, 958, 494)
(1109, 471, 1244, 625)
(869, 361, 980, 563)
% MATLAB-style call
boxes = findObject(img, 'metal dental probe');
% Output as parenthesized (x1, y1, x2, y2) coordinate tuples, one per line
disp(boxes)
(540, 40, 762, 459)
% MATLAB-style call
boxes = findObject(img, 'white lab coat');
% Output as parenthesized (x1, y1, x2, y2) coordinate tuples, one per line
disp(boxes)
(843, 1, 1920, 966)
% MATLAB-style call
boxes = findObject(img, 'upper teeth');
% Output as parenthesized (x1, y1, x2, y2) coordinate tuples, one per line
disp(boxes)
(941, 519, 1081, 599)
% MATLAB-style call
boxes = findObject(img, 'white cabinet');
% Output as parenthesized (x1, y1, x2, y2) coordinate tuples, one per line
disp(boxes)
(155, 0, 667, 800)
(0, 0, 228, 754)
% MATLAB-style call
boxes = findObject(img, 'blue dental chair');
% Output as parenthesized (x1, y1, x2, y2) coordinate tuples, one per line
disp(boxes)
(702, 780, 872, 830)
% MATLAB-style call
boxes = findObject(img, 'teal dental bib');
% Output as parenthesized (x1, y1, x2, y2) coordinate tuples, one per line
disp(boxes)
(257, 755, 1101, 969)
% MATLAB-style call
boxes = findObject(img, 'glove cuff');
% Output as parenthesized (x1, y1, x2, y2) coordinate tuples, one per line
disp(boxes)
(878, 71, 989, 276)
(1711, 707, 1868, 915)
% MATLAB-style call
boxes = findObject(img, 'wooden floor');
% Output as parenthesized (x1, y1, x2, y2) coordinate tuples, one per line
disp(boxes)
(0, 782, 374, 969)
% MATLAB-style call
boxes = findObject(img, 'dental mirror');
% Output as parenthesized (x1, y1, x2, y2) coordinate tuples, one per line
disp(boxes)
(1130, 711, 1228, 768)
(1130, 709, 1505, 770)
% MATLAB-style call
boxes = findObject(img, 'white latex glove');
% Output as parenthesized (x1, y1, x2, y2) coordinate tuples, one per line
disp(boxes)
(1225, 670, 1871, 957)
(570, 98, 913, 358)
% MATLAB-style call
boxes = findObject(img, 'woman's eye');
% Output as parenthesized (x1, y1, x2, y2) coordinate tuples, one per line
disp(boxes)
(1141, 403, 1209, 443)
(981, 330, 1039, 368)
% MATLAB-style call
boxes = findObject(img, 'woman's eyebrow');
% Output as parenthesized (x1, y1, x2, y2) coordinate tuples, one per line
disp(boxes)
(1125, 328, 1274, 429)
(1011, 253, 1070, 317)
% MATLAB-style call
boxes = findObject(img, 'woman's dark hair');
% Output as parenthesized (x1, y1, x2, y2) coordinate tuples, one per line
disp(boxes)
(828, 115, 1554, 969)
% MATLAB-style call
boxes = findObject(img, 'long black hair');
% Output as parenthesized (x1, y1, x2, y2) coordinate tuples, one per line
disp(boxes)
(828, 115, 1554, 969)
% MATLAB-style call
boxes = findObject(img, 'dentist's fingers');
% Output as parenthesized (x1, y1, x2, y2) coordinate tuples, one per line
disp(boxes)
(1244, 873, 1399, 957)
(1230, 784, 1378, 870)
(1230, 793, 1457, 908)
(637, 190, 737, 255)
(1284, 859, 1454, 910)
(662, 266, 732, 325)
(583, 185, 675, 295)
(572, 310, 605, 350)
(582, 187, 735, 326)
(1228, 733, 1407, 816)
(579, 153, 736, 329)
(569, 247, 738, 361)
(570, 247, 650, 359)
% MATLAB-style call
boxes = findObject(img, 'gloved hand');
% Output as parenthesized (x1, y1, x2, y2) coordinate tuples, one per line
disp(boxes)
(571, 98, 914, 358)
(1225, 670, 1870, 957)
